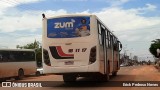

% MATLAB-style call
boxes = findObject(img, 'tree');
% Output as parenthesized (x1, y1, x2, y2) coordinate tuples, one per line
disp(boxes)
(17, 40, 42, 67)
(149, 39, 160, 58)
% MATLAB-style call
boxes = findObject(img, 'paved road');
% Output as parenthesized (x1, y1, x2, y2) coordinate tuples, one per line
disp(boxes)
(1, 65, 160, 90)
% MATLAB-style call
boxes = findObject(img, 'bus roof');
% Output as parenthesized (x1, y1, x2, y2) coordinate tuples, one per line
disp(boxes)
(45, 14, 95, 19)
(0, 49, 35, 52)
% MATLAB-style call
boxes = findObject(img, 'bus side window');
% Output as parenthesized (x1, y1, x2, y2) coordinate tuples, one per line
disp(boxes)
(106, 30, 112, 48)
(26, 51, 35, 61)
(105, 30, 109, 48)
(9, 51, 16, 62)
(15, 52, 21, 61)
(101, 26, 106, 45)
(116, 39, 119, 51)
(20, 51, 35, 61)
(108, 32, 111, 48)
(1, 51, 10, 62)
(22, 52, 27, 61)
(98, 23, 102, 45)
(110, 35, 113, 48)
(0, 54, 2, 62)
(113, 38, 118, 51)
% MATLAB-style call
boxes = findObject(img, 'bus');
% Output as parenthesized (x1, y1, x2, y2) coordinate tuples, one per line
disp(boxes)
(0, 49, 37, 80)
(42, 14, 122, 82)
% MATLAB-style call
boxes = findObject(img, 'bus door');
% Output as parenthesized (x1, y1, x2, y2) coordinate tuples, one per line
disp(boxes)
(113, 38, 118, 71)
(106, 31, 111, 73)
(110, 35, 114, 73)
(118, 41, 122, 69)
(101, 29, 107, 74)
(98, 23, 105, 74)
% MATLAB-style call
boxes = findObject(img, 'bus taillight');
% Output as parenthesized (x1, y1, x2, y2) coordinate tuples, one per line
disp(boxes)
(89, 46, 96, 64)
(43, 49, 51, 66)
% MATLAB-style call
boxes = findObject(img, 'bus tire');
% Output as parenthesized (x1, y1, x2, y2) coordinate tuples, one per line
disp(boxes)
(112, 71, 117, 76)
(103, 74, 109, 81)
(63, 74, 76, 83)
(15, 69, 24, 80)
(36, 71, 41, 76)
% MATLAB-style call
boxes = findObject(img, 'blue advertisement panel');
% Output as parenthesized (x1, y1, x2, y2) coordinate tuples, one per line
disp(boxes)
(47, 16, 90, 38)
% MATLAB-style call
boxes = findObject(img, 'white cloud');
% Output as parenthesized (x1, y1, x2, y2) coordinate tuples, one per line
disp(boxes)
(0, 9, 67, 32)
(118, 34, 128, 40)
(0, 34, 42, 49)
(93, 7, 160, 32)
(44, 9, 68, 17)
(0, 0, 45, 32)
(145, 4, 157, 11)
(15, 34, 42, 46)
(0, 13, 41, 32)
(127, 36, 141, 42)
(128, 3, 157, 15)
(76, 9, 90, 14)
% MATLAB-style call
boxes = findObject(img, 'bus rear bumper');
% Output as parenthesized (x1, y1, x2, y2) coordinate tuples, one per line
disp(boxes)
(43, 64, 100, 75)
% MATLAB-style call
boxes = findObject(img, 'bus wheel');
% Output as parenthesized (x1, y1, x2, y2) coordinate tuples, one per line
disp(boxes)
(103, 74, 110, 81)
(36, 71, 41, 76)
(15, 69, 24, 80)
(112, 71, 117, 76)
(63, 74, 76, 83)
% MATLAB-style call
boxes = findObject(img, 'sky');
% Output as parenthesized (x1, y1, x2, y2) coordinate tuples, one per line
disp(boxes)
(0, 0, 160, 61)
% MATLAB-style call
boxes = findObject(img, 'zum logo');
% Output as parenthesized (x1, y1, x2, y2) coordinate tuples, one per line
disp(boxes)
(54, 19, 75, 28)
(68, 48, 87, 53)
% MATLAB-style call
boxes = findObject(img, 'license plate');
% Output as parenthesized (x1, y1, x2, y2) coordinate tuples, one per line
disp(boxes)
(65, 61, 74, 65)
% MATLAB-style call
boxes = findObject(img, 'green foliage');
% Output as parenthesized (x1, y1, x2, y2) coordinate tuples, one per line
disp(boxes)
(16, 40, 42, 67)
(149, 39, 160, 58)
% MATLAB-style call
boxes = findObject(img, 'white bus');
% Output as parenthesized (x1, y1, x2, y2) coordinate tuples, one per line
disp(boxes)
(42, 14, 122, 82)
(0, 49, 37, 80)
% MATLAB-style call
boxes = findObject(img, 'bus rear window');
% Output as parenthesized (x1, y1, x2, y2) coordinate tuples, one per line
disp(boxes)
(47, 16, 90, 38)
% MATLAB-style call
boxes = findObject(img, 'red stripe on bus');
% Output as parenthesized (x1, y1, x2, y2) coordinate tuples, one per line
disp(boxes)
(56, 46, 74, 57)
